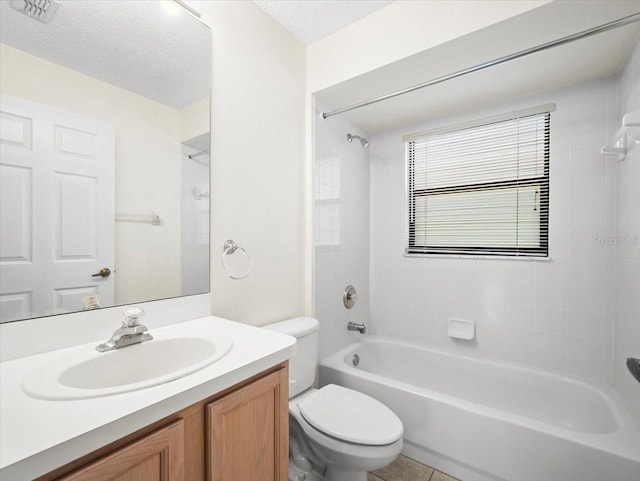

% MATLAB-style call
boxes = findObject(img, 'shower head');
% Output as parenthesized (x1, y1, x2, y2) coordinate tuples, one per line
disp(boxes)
(347, 133, 369, 148)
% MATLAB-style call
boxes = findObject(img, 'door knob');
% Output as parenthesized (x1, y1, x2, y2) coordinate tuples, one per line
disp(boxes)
(91, 268, 111, 278)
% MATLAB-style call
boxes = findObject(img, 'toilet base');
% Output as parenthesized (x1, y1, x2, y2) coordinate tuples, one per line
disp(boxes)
(325, 466, 367, 481)
(288, 457, 369, 481)
(288, 459, 324, 481)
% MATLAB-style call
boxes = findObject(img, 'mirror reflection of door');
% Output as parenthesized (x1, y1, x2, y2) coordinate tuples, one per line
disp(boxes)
(0, 94, 115, 322)
(0, 1, 211, 322)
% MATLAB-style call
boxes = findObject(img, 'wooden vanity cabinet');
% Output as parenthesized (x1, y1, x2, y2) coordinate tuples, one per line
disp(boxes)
(37, 363, 288, 481)
(207, 367, 288, 481)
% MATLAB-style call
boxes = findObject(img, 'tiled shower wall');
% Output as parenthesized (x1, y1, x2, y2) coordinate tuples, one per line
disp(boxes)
(314, 102, 371, 360)
(369, 75, 620, 384)
(614, 35, 640, 426)
(313, 38, 640, 400)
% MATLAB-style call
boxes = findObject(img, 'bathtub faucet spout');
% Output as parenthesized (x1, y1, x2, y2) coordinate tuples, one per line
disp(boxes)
(347, 322, 366, 334)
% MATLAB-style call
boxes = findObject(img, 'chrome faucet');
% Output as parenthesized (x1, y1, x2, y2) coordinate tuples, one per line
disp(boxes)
(347, 321, 366, 334)
(96, 306, 153, 352)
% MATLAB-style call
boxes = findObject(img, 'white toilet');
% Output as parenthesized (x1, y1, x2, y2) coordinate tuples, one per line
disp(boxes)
(265, 317, 403, 481)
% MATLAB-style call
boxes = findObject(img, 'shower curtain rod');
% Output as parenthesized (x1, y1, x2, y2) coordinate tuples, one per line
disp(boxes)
(321, 12, 640, 120)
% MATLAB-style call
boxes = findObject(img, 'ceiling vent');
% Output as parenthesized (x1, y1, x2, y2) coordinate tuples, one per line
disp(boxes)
(10, 0, 59, 24)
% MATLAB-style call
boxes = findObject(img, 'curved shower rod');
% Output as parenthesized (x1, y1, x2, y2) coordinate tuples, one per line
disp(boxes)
(321, 12, 640, 120)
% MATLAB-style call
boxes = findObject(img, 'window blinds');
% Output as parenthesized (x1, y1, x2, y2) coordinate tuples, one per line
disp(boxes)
(406, 105, 552, 257)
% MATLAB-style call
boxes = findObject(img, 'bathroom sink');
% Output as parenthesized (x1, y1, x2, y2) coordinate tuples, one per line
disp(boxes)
(22, 331, 233, 400)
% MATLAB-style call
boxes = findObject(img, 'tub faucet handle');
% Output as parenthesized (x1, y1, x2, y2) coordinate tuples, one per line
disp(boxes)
(347, 321, 366, 334)
(343, 285, 357, 309)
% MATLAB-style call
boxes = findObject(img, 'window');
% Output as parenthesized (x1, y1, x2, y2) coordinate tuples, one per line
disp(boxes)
(406, 105, 552, 257)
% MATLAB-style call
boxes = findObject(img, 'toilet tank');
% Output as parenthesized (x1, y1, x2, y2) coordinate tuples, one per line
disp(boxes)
(264, 317, 319, 397)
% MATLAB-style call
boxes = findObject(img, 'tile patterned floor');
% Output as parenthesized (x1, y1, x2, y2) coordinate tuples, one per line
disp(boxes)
(368, 455, 460, 481)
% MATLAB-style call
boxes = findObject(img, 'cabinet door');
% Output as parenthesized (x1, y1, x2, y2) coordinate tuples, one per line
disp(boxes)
(206, 368, 288, 481)
(57, 420, 184, 481)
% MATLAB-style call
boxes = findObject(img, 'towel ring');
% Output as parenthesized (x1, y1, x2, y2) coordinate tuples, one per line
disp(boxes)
(222, 240, 252, 280)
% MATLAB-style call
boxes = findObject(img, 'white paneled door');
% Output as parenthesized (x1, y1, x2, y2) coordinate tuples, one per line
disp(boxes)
(0, 95, 115, 322)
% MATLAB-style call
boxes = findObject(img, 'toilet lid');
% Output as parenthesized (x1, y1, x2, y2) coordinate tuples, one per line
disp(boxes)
(298, 384, 403, 445)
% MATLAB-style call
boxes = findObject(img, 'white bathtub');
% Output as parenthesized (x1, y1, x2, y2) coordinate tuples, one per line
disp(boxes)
(319, 338, 640, 481)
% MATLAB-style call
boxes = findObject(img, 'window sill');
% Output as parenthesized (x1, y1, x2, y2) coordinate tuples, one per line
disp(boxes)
(404, 252, 551, 261)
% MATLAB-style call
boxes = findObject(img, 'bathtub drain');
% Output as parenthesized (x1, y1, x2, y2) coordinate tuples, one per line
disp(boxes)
(352, 354, 360, 366)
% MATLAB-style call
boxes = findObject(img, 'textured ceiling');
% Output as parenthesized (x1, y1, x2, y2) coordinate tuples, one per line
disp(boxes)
(253, 0, 394, 45)
(0, 0, 211, 109)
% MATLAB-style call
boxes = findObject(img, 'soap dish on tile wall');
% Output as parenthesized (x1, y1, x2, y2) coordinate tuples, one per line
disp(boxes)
(448, 318, 475, 340)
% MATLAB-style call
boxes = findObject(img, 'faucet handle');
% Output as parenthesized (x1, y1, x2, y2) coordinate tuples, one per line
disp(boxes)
(123, 306, 145, 327)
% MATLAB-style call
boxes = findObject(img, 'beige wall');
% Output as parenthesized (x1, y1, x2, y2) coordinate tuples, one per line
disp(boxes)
(306, 0, 549, 93)
(0, 44, 183, 305)
(180, 97, 210, 142)
(202, 1, 307, 325)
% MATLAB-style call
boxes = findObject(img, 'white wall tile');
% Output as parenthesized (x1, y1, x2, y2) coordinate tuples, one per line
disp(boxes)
(567, 309, 604, 340)
(565, 336, 603, 367)
(528, 331, 565, 364)
(535, 281, 567, 309)
(367, 76, 620, 385)
(567, 282, 603, 313)
(613, 35, 640, 427)
(534, 306, 567, 335)
(504, 279, 535, 305)
(566, 257, 604, 284)
(314, 102, 371, 360)
(535, 257, 567, 283)
(504, 302, 535, 330)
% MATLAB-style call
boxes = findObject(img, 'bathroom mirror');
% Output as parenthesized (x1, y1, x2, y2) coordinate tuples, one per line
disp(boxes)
(0, 0, 211, 323)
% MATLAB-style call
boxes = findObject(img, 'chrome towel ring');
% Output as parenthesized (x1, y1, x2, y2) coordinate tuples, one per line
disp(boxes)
(222, 240, 252, 280)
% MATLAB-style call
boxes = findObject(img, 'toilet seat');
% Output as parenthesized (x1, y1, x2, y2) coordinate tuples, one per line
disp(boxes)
(298, 384, 403, 446)
(289, 392, 403, 474)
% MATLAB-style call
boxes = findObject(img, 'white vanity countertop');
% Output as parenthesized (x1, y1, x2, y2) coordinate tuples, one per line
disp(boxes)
(0, 316, 296, 480)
